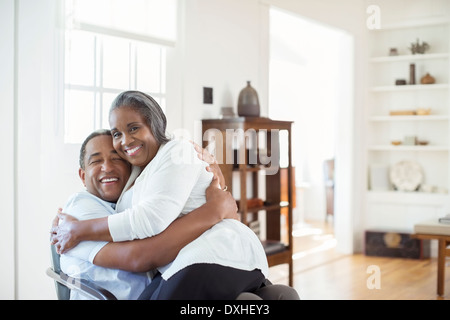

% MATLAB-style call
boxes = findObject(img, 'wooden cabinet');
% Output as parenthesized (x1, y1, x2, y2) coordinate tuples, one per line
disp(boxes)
(202, 117, 294, 286)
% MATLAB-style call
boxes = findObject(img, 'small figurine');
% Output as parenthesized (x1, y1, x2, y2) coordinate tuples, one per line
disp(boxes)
(409, 38, 430, 54)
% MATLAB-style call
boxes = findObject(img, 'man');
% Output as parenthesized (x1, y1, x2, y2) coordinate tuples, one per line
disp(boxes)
(53, 129, 238, 299)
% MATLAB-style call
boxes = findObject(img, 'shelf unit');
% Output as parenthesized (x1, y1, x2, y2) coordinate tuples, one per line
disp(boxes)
(201, 117, 294, 286)
(366, 19, 450, 231)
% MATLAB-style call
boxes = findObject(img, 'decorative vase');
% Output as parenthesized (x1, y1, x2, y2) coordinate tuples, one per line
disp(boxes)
(409, 63, 416, 85)
(420, 73, 435, 84)
(237, 81, 260, 117)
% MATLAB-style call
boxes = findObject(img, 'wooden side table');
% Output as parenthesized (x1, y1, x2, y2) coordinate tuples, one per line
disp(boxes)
(411, 233, 450, 296)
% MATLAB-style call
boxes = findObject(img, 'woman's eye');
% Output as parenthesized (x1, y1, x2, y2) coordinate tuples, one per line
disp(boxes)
(130, 126, 139, 133)
(112, 132, 121, 139)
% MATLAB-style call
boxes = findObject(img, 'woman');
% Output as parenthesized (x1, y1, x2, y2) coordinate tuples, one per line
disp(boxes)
(54, 90, 269, 299)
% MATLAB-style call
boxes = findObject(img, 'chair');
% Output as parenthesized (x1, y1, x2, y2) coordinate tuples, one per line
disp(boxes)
(47, 244, 299, 300)
(46, 244, 117, 300)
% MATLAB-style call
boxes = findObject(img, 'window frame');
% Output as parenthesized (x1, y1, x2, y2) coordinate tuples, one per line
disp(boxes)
(62, 0, 174, 144)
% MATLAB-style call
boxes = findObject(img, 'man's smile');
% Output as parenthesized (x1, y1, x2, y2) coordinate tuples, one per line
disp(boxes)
(100, 176, 119, 184)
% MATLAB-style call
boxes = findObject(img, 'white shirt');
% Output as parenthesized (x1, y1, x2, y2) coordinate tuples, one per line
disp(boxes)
(60, 191, 151, 300)
(108, 139, 269, 280)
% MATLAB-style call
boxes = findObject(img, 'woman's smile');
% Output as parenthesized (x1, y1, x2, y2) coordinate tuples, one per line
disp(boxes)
(125, 144, 143, 156)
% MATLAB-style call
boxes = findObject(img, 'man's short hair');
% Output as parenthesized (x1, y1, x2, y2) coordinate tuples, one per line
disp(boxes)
(79, 129, 112, 169)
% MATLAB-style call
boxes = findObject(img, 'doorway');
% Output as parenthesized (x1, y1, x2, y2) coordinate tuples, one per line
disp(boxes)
(268, 8, 354, 255)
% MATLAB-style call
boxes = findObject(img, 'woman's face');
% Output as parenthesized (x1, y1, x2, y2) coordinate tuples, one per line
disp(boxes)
(109, 106, 160, 169)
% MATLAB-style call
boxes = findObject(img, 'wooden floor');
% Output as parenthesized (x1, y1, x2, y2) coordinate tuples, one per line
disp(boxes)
(267, 220, 450, 300)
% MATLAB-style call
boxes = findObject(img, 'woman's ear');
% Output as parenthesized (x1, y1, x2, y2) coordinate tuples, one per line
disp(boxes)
(78, 168, 87, 186)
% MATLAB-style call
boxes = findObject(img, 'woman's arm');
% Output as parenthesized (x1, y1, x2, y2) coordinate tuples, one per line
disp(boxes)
(92, 176, 237, 272)
(51, 155, 231, 254)
(108, 141, 207, 241)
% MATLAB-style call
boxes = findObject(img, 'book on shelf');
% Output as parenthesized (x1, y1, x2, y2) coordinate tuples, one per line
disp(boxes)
(438, 214, 450, 224)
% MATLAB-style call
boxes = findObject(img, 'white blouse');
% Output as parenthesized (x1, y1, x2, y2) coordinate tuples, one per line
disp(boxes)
(108, 139, 268, 279)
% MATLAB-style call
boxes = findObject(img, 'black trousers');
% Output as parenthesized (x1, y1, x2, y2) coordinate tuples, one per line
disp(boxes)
(138, 264, 265, 300)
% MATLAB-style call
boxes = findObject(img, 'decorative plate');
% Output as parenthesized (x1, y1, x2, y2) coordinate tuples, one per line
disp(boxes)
(389, 161, 423, 192)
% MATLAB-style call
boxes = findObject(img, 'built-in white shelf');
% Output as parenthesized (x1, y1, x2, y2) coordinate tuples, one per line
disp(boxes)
(368, 145, 449, 151)
(374, 17, 450, 31)
(370, 52, 449, 63)
(371, 83, 450, 92)
(369, 115, 449, 122)
(367, 190, 448, 206)
(365, 12, 450, 236)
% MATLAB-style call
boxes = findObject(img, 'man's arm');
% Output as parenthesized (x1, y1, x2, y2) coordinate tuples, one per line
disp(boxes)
(51, 212, 110, 254)
(93, 176, 237, 272)
(191, 141, 226, 188)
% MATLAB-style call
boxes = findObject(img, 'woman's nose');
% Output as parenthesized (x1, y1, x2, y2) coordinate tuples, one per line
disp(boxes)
(121, 133, 133, 147)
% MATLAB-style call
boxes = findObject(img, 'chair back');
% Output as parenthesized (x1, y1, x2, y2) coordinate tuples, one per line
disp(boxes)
(49, 245, 71, 300)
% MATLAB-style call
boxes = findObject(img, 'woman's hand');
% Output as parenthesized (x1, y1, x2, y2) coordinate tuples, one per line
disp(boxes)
(50, 209, 81, 254)
(206, 176, 239, 221)
(191, 141, 226, 189)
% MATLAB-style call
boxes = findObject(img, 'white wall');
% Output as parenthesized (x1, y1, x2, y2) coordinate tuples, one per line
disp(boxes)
(178, 0, 268, 142)
(15, 0, 54, 299)
(0, 0, 17, 300)
(10, 0, 82, 299)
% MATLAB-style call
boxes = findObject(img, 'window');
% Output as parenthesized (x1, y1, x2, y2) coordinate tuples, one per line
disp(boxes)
(63, 0, 176, 143)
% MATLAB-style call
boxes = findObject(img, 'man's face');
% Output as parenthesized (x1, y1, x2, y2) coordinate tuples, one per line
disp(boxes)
(79, 135, 131, 203)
